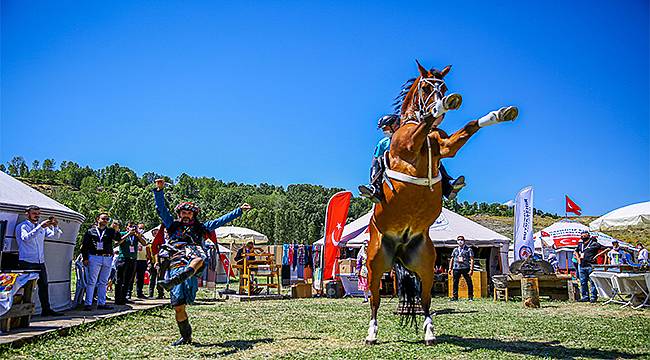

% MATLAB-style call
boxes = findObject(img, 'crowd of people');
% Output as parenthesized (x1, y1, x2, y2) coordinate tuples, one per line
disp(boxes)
(78, 215, 168, 310)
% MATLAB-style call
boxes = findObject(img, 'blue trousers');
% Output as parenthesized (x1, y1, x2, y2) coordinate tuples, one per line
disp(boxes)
(579, 266, 598, 301)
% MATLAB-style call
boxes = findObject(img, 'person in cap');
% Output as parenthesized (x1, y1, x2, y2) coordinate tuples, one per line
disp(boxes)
(15, 205, 64, 316)
(575, 232, 607, 302)
(358, 114, 465, 203)
(153, 179, 251, 346)
(448, 235, 475, 301)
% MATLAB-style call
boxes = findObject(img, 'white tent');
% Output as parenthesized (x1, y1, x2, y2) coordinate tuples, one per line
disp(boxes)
(315, 208, 511, 273)
(213, 226, 269, 245)
(589, 201, 650, 231)
(0, 171, 85, 312)
(508, 219, 634, 270)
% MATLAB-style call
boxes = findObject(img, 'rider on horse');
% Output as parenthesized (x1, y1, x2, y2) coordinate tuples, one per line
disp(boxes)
(358, 114, 466, 203)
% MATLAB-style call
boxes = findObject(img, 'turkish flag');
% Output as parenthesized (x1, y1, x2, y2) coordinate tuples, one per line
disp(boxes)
(219, 253, 235, 277)
(151, 224, 166, 255)
(565, 195, 582, 215)
(323, 191, 352, 280)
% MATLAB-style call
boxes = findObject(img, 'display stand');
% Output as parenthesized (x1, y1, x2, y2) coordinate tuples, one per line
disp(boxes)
(0, 272, 38, 332)
(233, 248, 281, 296)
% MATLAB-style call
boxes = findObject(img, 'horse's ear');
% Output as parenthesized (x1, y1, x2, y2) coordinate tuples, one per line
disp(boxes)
(415, 59, 428, 77)
(440, 65, 452, 77)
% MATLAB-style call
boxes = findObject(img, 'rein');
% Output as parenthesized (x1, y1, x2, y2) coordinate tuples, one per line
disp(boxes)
(385, 77, 445, 191)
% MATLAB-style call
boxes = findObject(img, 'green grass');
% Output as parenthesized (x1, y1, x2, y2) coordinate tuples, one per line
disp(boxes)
(2, 290, 649, 359)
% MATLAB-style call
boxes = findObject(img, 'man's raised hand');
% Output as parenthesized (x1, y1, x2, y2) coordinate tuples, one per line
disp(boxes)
(240, 203, 252, 212)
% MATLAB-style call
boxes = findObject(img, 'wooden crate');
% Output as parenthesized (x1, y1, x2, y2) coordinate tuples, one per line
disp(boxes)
(448, 271, 488, 298)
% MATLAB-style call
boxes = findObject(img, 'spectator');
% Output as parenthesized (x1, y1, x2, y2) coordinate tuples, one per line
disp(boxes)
(108, 249, 119, 293)
(607, 240, 627, 265)
(115, 222, 145, 305)
(80, 213, 121, 311)
(15, 205, 64, 316)
(637, 243, 649, 265)
(356, 241, 369, 303)
(448, 235, 474, 301)
(575, 234, 608, 303)
(134, 223, 149, 298)
(148, 228, 163, 299)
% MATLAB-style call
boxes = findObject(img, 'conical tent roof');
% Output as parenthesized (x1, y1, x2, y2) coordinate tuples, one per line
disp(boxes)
(0, 171, 85, 222)
(589, 201, 650, 231)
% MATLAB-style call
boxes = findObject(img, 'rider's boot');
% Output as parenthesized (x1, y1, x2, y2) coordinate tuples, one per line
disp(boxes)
(447, 176, 466, 201)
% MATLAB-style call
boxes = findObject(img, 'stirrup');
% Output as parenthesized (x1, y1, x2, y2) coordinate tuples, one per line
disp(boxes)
(358, 185, 381, 204)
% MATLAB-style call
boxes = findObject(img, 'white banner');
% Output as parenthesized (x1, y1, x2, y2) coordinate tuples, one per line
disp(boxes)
(513, 186, 534, 261)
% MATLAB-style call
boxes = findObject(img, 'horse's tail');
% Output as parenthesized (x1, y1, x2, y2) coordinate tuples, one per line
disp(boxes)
(394, 262, 421, 329)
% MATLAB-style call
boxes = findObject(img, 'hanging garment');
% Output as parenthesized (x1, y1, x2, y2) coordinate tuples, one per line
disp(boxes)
(292, 244, 298, 270)
(288, 244, 295, 267)
(305, 246, 313, 268)
(282, 244, 290, 265)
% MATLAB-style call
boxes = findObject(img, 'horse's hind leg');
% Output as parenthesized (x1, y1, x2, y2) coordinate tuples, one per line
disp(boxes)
(366, 222, 392, 345)
(410, 236, 437, 345)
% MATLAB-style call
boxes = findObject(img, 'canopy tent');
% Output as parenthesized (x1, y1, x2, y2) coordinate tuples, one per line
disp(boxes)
(315, 208, 511, 272)
(0, 171, 85, 312)
(589, 201, 650, 231)
(213, 226, 269, 245)
(525, 219, 634, 250)
(508, 219, 634, 270)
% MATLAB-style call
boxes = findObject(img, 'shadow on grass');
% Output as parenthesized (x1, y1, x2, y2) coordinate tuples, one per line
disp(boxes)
(193, 336, 320, 356)
(434, 308, 479, 315)
(193, 338, 273, 356)
(436, 335, 644, 359)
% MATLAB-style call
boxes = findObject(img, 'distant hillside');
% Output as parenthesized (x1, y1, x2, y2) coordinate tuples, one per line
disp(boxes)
(469, 215, 650, 247)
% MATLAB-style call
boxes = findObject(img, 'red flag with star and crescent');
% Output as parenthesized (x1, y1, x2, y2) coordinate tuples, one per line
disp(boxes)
(323, 191, 352, 280)
(565, 195, 582, 216)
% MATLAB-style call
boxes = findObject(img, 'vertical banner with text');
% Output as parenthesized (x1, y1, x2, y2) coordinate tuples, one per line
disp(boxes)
(514, 186, 534, 261)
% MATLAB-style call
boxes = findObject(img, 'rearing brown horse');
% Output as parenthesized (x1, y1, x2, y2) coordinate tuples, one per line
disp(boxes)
(365, 61, 518, 345)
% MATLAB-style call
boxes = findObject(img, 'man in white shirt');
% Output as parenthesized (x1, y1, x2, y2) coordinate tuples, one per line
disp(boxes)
(15, 205, 64, 316)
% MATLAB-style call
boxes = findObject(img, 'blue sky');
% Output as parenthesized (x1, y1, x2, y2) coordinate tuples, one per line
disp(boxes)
(1, 1, 648, 215)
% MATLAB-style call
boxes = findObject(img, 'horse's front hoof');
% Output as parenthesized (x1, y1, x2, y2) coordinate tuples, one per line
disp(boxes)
(498, 106, 518, 122)
(443, 93, 463, 111)
(424, 339, 437, 346)
(365, 339, 377, 345)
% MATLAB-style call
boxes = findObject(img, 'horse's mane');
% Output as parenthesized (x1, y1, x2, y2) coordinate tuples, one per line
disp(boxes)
(392, 68, 445, 120)
(392, 77, 417, 117)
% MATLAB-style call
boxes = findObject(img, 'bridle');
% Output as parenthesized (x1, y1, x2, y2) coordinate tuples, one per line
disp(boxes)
(403, 76, 447, 125)
(385, 76, 447, 191)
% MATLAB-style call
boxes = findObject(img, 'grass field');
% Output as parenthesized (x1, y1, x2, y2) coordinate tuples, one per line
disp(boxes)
(2, 289, 649, 360)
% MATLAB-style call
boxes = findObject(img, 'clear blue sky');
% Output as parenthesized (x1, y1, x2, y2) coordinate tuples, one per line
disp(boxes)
(1, 1, 648, 215)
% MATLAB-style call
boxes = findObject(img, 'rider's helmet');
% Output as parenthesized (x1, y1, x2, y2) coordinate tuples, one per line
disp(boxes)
(174, 201, 200, 216)
(377, 114, 400, 129)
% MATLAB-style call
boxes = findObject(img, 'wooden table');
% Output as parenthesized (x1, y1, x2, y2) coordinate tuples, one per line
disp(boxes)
(497, 274, 573, 301)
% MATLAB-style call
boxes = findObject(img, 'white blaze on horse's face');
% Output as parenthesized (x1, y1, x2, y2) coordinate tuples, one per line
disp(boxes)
(417, 77, 446, 115)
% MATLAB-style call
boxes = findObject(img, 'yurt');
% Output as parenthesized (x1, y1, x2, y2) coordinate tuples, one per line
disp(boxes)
(0, 171, 85, 312)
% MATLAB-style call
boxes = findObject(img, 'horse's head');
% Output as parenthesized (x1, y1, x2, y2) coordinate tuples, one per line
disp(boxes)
(396, 60, 452, 126)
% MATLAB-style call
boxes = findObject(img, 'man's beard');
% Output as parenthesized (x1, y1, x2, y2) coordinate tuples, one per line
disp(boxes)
(181, 216, 192, 223)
